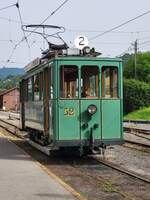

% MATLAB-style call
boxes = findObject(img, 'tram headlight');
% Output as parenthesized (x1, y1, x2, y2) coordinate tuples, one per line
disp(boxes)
(87, 104, 97, 115)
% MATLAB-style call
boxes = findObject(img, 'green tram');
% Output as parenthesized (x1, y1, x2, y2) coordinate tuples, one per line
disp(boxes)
(20, 47, 123, 154)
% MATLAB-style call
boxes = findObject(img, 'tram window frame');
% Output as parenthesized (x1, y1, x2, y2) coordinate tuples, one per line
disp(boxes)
(49, 67, 53, 99)
(39, 72, 44, 101)
(60, 65, 79, 99)
(27, 77, 34, 101)
(81, 66, 99, 98)
(24, 79, 28, 102)
(102, 66, 119, 98)
(34, 74, 40, 101)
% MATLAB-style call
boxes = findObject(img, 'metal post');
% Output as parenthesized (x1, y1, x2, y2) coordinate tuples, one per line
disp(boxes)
(134, 40, 138, 79)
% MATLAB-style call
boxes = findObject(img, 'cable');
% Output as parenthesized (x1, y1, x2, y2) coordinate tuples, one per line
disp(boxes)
(116, 45, 133, 57)
(139, 43, 150, 48)
(3, 0, 70, 67)
(0, 3, 16, 12)
(90, 9, 150, 41)
(40, 0, 69, 25)
(15, 2, 31, 53)
(139, 39, 150, 45)
(0, 60, 26, 64)
(67, 28, 150, 34)
(0, 16, 21, 23)
(21, 0, 70, 42)
(90, 41, 129, 45)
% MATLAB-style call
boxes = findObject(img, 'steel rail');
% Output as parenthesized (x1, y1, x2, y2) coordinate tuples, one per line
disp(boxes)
(0, 118, 150, 185)
(124, 120, 150, 124)
(124, 127, 150, 135)
(125, 139, 150, 148)
(0, 118, 19, 129)
(92, 157, 150, 184)
(0, 119, 24, 138)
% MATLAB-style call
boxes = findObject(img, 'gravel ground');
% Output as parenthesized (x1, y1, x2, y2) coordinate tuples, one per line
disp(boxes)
(0, 126, 150, 200)
(102, 144, 150, 179)
(1, 117, 150, 180)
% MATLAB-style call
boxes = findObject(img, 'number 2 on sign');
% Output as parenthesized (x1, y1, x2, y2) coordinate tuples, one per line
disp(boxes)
(79, 37, 84, 45)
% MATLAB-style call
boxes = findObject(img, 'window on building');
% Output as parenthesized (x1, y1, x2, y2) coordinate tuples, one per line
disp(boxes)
(60, 65, 78, 98)
(81, 66, 99, 98)
(102, 66, 118, 98)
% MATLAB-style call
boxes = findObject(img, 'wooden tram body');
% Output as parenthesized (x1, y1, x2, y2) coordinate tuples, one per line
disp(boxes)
(20, 48, 123, 154)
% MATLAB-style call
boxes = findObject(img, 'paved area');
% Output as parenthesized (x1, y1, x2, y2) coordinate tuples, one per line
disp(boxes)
(0, 132, 77, 200)
(0, 110, 19, 120)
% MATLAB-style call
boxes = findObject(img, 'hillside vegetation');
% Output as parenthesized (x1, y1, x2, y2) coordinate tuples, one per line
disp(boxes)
(0, 75, 22, 93)
(0, 67, 24, 79)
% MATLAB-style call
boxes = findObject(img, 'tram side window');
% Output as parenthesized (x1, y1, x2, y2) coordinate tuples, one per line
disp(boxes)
(28, 77, 33, 101)
(102, 67, 118, 98)
(49, 67, 53, 99)
(34, 74, 40, 101)
(24, 79, 28, 102)
(40, 72, 44, 100)
(60, 65, 78, 98)
(81, 66, 99, 98)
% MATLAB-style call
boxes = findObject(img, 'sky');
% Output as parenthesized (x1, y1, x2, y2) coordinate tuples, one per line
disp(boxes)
(0, 0, 150, 68)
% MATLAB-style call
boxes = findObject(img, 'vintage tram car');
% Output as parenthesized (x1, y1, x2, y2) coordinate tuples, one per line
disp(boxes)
(20, 46, 123, 154)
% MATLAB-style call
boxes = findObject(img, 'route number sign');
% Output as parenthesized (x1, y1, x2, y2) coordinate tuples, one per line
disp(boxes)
(74, 35, 89, 50)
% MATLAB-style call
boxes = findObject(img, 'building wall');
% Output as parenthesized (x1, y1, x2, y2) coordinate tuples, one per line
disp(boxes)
(0, 95, 3, 109)
(3, 89, 20, 111)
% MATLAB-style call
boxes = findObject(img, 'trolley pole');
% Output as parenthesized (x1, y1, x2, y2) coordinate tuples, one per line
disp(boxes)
(134, 39, 138, 79)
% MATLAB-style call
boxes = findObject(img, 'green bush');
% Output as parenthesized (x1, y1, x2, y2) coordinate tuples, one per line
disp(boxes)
(123, 79, 150, 114)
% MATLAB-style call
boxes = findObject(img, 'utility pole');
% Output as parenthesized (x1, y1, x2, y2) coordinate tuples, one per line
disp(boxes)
(134, 39, 138, 79)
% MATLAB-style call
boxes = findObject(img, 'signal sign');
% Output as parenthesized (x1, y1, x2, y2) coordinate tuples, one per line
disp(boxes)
(74, 35, 89, 50)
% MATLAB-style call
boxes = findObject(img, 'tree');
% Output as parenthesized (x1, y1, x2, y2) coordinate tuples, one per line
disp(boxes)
(123, 51, 150, 83)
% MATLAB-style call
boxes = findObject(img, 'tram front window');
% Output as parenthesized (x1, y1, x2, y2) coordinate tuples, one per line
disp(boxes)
(60, 66, 78, 98)
(81, 66, 99, 98)
(102, 66, 118, 98)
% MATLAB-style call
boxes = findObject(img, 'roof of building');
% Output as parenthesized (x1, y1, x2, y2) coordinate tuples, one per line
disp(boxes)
(0, 87, 19, 96)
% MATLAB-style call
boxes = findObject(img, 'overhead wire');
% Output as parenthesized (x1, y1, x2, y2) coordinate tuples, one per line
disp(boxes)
(116, 45, 134, 57)
(67, 29, 150, 34)
(89, 9, 150, 41)
(139, 40, 150, 45)
(0, 3, 16, 12)
(0, 16, 21, 23)
(3, 0, 70, 67)
(0, 60, 26, 64)
(15, 2, 31, 58)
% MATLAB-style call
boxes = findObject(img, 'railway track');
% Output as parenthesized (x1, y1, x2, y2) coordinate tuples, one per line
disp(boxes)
(125, 139, 150, 148)
(124, 119, 150, 124)
(92, 156, 150, 184)
(0, 118, 150, 185)
(124, 126, 150, 135)
(0, 118, 25, 138)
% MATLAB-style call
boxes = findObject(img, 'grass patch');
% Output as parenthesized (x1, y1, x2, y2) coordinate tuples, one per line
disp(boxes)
(124, 107, 150, 120)
(102, 182, 119, 193)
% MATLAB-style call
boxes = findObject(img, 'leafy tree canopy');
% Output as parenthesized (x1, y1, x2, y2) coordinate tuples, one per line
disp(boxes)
(122, 51, 150, 83)
(0, 75, 22, 92)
